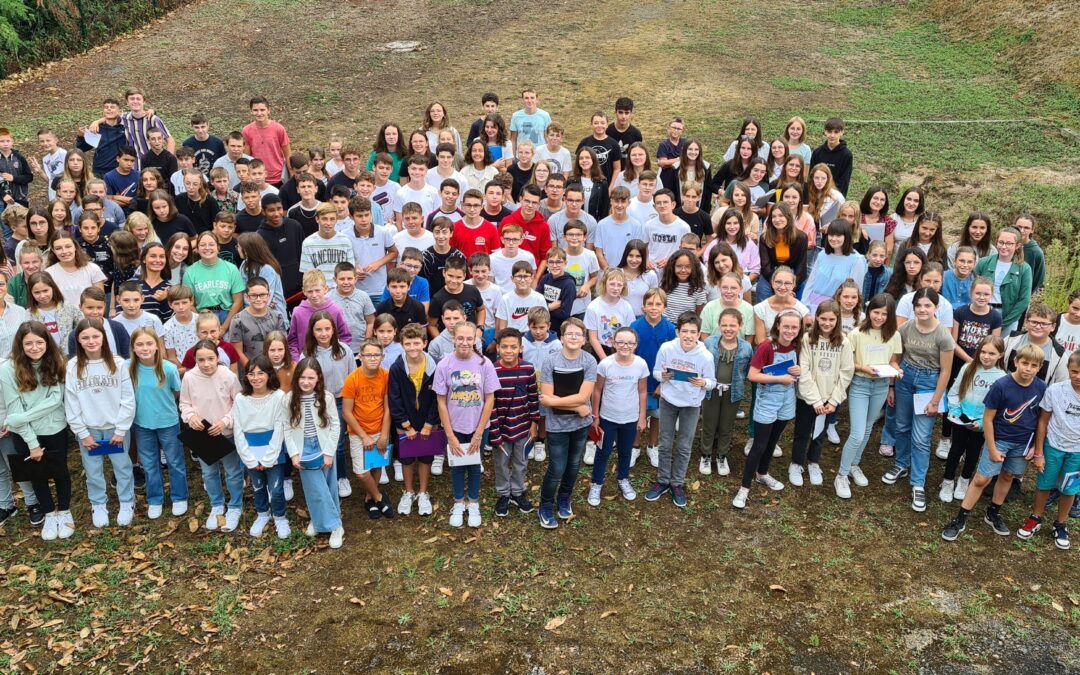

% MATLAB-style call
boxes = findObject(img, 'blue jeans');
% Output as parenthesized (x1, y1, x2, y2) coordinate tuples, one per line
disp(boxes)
(755, 277, 774, 302)
(134, 423, 188, 505)
(200, 450, 244, 510)
(249, 464, 286, 517)
(541, 425, 588, 504)
(592, 418, 636, 485)
(893, 363, 941, 487)
(79, 428, 135, 506)
(839, 376, 891, 476)
(450, 430, 481, 501)
(298, 437, 340, 533)
(880, 404, 897, 447)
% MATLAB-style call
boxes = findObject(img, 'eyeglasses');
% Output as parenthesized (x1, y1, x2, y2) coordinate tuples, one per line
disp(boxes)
(247, 292, 269, 299)
(502, 237, 522, 243)
(360, 353, 382, 359)
(1027, 320, 1053, 328)
(773, 280, 795, 288)
(614, 341, 636, 347)
(562, 332, 585, 339)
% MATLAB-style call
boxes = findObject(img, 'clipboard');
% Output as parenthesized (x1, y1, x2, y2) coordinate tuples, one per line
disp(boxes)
(88, 441, 125, 457)
(178, 421, 236, 465)
(669, 369, 696, 382)
(1061, 471, 1080, 493)
(398, 429, 447, 458)
(446, 444, 482, 467)
(913, 391, 946, 416)
(364, 446, 391, 470)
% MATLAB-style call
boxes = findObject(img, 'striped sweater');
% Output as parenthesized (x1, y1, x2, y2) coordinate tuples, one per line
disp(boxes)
(490, 360, 541, 445)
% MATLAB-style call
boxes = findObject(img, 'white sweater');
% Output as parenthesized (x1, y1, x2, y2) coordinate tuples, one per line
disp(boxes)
(231, 390, 286, 468)
(652, 339, 716, 407)
(281, 391, 341, 459)
(64, 358, 136, 439)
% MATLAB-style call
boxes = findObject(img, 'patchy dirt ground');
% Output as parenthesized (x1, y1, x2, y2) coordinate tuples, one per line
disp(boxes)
(1, 0, 1078, 672)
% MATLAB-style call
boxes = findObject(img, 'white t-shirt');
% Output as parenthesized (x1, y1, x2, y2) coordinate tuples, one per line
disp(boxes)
(489, 248, 537, 292)
(565, 248, 600, 315)
(1040, 380, 1080, 451)
(344, 226, 396, 295)
(992, 260, 1011, 304)
(45, 263, 107, 307)
(163, 314, 198, 358)
(425, 170, 469, 202)
(535, 145, 573, 175)
(466, 280, 502, 329)
(496, 290, 547, 331)
(627, 199, 657, 227)
(897, 291, 955, 328)
(753, 300, 810, 334)
(371, 181, 400, 215)
(646, 217, 691, 266)
(395, 184, 440, 219)
(113, 310, 164, 338)
(597, 355, 650, 424)
(1054, 317, 1080, 354)
(393, 229, 436, 262)
(585, 297, 636, 348)
(625, 270, 659, 317)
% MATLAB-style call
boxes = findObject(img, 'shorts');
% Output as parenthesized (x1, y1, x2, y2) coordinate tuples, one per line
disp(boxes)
(976, 438, 1029, 478)
(752, 383, 795, 425)
(1035, 443, 1080, 495)
(348, 433, 383, 475)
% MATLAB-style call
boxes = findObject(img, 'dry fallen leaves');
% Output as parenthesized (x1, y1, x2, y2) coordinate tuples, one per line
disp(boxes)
(544, 616, 567, 631)
(769, 585, 787, 593)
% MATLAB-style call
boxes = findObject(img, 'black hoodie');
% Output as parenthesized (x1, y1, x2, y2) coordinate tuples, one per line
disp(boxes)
(810, 140, 853, 197)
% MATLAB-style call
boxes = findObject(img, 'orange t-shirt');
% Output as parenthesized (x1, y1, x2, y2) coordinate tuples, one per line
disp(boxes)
(341, 367, 389, 435)
(775, 237, 790, 264)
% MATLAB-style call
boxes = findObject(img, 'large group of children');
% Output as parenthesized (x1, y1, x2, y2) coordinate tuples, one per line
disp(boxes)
(0, 88, 1078, 552)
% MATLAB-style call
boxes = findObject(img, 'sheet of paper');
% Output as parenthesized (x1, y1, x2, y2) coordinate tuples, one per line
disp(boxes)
(82, 130, 101, 148)
(871, 364, 900, 378)
(912, 391, 946, 415)
(813, 414, 826, 439)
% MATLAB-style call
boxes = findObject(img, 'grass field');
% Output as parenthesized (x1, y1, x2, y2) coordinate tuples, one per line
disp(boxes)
(0, 0, 1078, 672)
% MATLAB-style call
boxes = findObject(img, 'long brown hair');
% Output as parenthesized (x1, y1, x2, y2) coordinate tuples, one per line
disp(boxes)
(129, 326, 166, 388)
(957, 335, 1005, 400)
(304, 310, 346, 359)
(237, 232, 282, 278)
(288, 357, 331, 428)
(11, 321, 66, 391)
(73, 318, 117, 379)
(769, 308, 804, 351)
(762, 203, 797, 248)
(807, 300, 844, 348)
(858, 293, 898, 343)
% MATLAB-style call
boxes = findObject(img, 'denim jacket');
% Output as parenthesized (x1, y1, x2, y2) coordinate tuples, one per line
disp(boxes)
(862, 265, 891, 303)
(703, 335, 753, 403)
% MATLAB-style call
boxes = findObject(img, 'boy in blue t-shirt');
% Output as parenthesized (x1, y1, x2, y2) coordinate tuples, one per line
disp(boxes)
(630, 288, 676, 468)
(942, 344, 1047, 541)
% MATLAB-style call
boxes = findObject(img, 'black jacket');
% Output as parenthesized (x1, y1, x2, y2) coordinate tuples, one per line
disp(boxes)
(387, 353, 440, 432)
(810, 140, 853, 197)
(0, 150, 33, 205)
(257, 219, 304, 297)
(760, 230, 809, 286)
(175, 194, 220, 234)
(582, 178, 609, 221)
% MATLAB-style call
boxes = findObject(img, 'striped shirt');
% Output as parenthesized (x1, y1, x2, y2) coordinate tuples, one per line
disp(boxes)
(663, 282, 707, 323)
(301, 394, 318, 438)
(490, 360, 541, 445)
(120, 112, 171, 168)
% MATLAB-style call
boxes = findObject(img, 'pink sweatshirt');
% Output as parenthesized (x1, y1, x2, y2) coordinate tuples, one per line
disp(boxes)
(287, 298, 354, 360)
(179, 365, 242, 435)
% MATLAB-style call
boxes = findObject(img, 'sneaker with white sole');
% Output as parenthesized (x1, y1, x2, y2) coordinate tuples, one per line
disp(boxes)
(699, 457, 712, 475)
(172, 500, 188, 516)
(337, 477, 353, 498)
(736, 410, 746, 419)
(283, 479, 294, 502)
(826, 424, 841, 445)
(205, 506, 224, 530)
(378, 469, 389, 485)
(717, 457, 730, 476)
(249, 512, 271, 537)
(398, 492, 414, 516)
(756, 473, 784, 491)
(788, 464, 804, 487)
(732, 487, 749, 509)
(911, 487, 927, 512)
(41, 512, 59, 541)
(881, 466, 909, 484)
(938, 480, 955, 503)
(772, 445, 783, 458)
(850, 466, 869, 487)
(1052, 522, 1070, 550)
(305, 521, 315, 537)
(743, 438, 753, 456)
(431, 454, 446, 475)
(647, 445, 659, 467)
(274, 516, 291, 539)
(117, 502, 134, 527)
(527, 443, 536, 460)
(449, 502, 465, 528)
(533, 442, 546, 462)
(935, 437, 951, 460)
(467, 502, 482, 528)
(417, 492, 433, 516)
(807, 463, 824, 486)
(91, 504, 109, 529)
(630, 447, 640, 467)
(160, 448, 167, 466)
(953, 477, 970, 501)
(147, 504, 163, 520)
(618, 479, 636, 501)
(1017, 514, 1042, 539)
(835, 474, 851, 499)
(57, 511, 75, 539)
(329, 527, 344, 549)
(222, 508, 242, 533)
(393, 461, 403, 482)
(587, 482, 603, 507)
(583, 442, 596, 466)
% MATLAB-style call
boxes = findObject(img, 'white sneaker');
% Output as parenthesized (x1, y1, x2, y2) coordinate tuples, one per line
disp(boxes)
(398, 491, 414, 516)
(147, 504, 163, 520)
(305, 521, 315, 537)
(587, 482, 603, 506)
(736, 410, 746, 419)
(756, 473, 785, 491)
(630, 447, 641, 467)
(939, 480, 955, 503)
(788, 464, 804, 487)
(807, 463, 824, 486)
(699, 457, 712, 476)
(532, 442, 546, 462)
(647, 445, 659, 468)
(743, 438, 753, 456)
(172, 500, 188, 517)
(328, 526, 344, 549)
(393, 461, 403, 482)
(56, 511, 75, 539)
(160, 448, 167, 466)
(337, 477, 352, 498)
(827, 424, 841, 445)
(717, 457, 730, 476)
(935, 437, 951, 460)
(835, 474, 852, 499)
(850, 466, 869, 487)
(583, 442, 596, 466)
(953, 477, 970, 501)
(41, 512, 59, 541)
(249, 512, 271, 537)
(378, 468, 389, 485)
(732, 487, 749, 509)
(222, 508, 242, 533)
(91, 504, 109, 529)
(527, 443, 536, 460)
(417, 492, 433, 516)
(117, 502, 134, 527)
(274, 516, 291, 539)
(467, 502, 481, 528)
(283, 479, 294, 502)
(617, 479, 636, 501)
(431, 454, 445, 475)
(773, 445, 783, 458)
(205, 506, 224, 530)
(449, 502, 465, 528)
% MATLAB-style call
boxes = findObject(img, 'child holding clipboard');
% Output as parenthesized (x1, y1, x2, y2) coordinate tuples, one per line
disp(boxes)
(387, 324, 441, 517)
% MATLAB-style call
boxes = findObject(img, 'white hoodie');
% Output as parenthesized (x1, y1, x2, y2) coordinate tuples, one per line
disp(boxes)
(231, 389, 286, 469)
(653, 339, 716, 407)
(64, 357, 136, 439)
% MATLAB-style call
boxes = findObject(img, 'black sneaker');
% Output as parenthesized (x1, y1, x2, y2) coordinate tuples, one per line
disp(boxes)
(941, 517, 966, 542)
(378, 495, 395, 519)
(495, 496, 510, 517)
(132, 464, 147, 490)
(366, 498, 382, 520)
(27, 503, 44, 526)
(1070, 500, 1080, 520)
(984, 510, 1010, 536)
(0, 505, 16, 528)
(510, 493, 534, 514)
(1053, 522, 1070, 550)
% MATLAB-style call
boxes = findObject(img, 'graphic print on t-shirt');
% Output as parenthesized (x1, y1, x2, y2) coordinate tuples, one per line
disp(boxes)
(449, 368, 482, 408)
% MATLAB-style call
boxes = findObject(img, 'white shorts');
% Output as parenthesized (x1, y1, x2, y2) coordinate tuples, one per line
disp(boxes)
(349, 433, 383, 475)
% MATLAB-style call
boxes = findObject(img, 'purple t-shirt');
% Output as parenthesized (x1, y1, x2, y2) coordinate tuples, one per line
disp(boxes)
(983, 374, 1047, 446)
(433, 352, 499, 434)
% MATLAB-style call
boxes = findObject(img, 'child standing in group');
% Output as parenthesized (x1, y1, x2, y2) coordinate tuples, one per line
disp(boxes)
(26, 272, 81, 349)
(434, 321, 499, 528)
(590, 326, 649, 504)
(232, 356, 289, 539)
(65, 318, 137, 528)
(700, 308, 753, 477)
(301, 310, 356, 499)
(179, 339, 244, 533)
(288, 269, 353, 360)
(129, 326, 188, 518)
(227, 276, 287, 369)
(585, 267, 636, 359)
(789, 302, 853, 487)
(535, 247, 577, 333)
(861, 240, 892, 304)
(631, 288, 676, 468)
(489, 328, 541, 517)
(942, 246, 977, 308)
(282, 358, 344, 549)
(646, 312, 715, 507)
(735, 309, 804, 509)
(659, 248, 707, 323)
(342, 339, 395, 519)
(387, 324, 439, 517)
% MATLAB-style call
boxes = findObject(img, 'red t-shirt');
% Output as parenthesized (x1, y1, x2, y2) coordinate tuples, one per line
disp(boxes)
(242, 121, 290, 184)
(750, 340, 797, 371)
(182, 341, 243, 370)
(451, 219, 501, 262)
(500, 209, 551, 266)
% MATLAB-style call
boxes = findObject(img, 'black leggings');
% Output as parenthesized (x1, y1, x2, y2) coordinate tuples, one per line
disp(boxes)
(12, 430, 71, 512)
(742, 420, 788, 488)
(940, 357, 966, 439)
(791, 399, 825, 467)
(944, 424, 982, 481)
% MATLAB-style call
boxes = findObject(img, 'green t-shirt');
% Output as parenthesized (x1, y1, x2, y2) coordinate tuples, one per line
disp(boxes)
(182, 259, 245, 310)
(701, 299, 755, 338)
